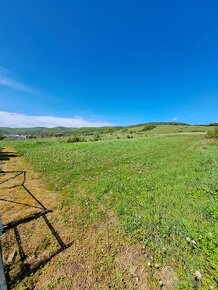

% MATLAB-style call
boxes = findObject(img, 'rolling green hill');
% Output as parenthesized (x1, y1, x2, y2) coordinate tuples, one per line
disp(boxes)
(0, 122, 217, 138)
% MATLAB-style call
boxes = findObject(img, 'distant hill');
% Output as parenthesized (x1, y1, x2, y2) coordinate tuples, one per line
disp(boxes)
(0, 122, 216, 137)
(0, 125, 122, 137)
(0, 126, 74, 136)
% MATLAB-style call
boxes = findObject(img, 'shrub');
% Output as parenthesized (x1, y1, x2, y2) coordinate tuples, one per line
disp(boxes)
(67, 135, 85, 143)
(141, 124, 156, 132)
(206, 128, 218, 139)
(127, 135, 133, 139)
(93, 134, 101, 141)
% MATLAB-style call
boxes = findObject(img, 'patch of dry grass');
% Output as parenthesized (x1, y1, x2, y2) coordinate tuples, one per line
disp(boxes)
(0, 147, 173, 289)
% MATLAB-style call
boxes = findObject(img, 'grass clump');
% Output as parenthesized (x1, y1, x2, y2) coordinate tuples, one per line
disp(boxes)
(206, 127, 218, 139)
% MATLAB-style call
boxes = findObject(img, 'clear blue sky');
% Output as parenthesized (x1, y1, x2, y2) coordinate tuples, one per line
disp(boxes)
(0, 0, 217, 127)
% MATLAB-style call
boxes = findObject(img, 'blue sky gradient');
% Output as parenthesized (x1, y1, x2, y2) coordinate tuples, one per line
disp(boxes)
(0, 0, 217, 127)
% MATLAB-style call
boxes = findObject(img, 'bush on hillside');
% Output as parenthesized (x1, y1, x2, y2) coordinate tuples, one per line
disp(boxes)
(93, 134, 101, 141)
(67, 135, 85, 143)
(206, 128, 218, 139)
(141, 124, 156, 131)
(127, 135, 134, 139)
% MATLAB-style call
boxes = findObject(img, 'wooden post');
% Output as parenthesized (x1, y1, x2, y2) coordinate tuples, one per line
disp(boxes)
(0, 218, 7, 290)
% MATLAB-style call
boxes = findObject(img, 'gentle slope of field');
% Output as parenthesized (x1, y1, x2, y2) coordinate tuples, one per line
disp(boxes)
(1, 134, 217, 289)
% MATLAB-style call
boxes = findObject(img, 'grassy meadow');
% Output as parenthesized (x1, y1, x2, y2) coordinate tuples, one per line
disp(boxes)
(1, 128, 217, 289)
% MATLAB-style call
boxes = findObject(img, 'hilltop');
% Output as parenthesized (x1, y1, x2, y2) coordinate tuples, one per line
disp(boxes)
(0, 122, 217, 138)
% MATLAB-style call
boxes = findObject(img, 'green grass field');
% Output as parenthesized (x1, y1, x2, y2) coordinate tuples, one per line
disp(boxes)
(1, 133, 218, 288)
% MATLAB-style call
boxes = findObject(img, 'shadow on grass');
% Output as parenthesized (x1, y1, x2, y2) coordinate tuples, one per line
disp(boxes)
(0, 148, 72, 289)
(2, 192, 72, 289)
(0, 149, 18, 162)
(4, 213, 72, 289)
(8, 243, 72, 289)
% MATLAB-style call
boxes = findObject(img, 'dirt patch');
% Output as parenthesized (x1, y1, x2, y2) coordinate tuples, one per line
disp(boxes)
(154, 266, 178, 290)
(118, 245, 149, 289)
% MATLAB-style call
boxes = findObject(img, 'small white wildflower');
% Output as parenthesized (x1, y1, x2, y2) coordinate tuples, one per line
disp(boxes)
(155, 263, 160, 269)
(159, 280, 164, 286)
(195, 271, 202, 280)
(208, 232, 213, 238)
(147, 262, 152, 267)
(192, 240, 196, 245)
(186, 237, 191, 243)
